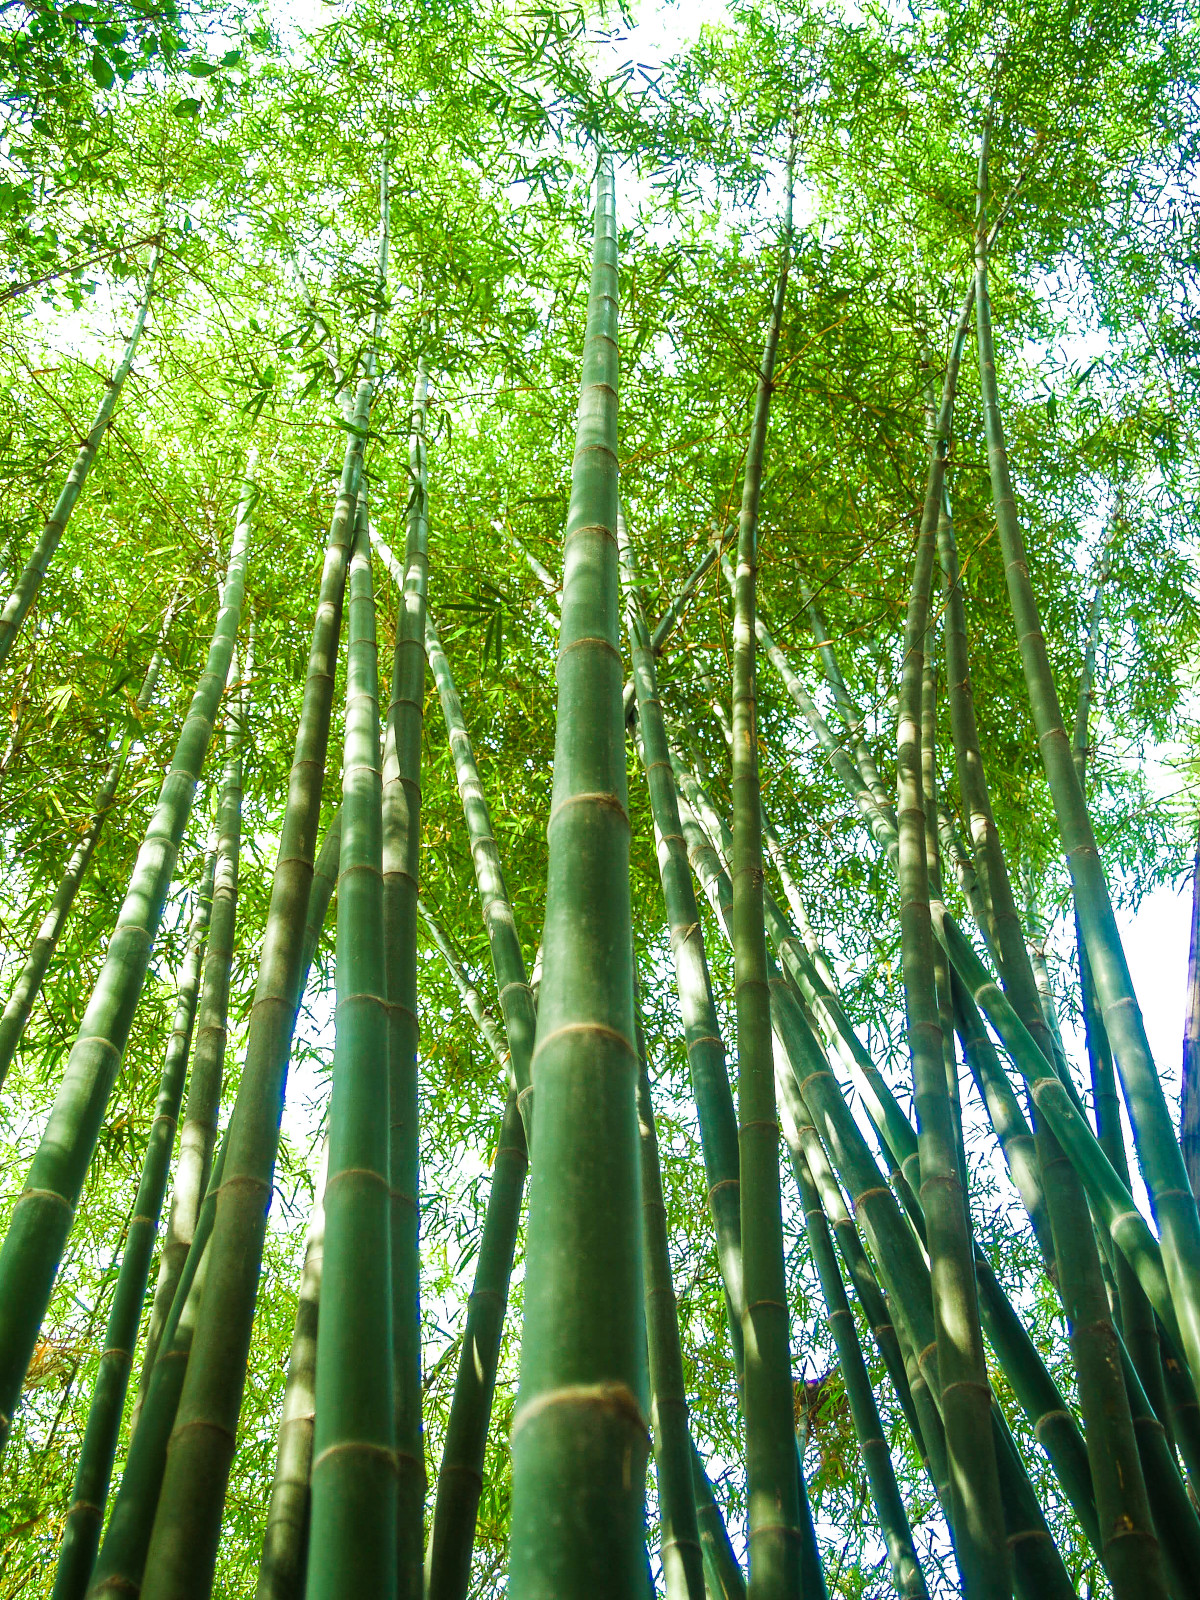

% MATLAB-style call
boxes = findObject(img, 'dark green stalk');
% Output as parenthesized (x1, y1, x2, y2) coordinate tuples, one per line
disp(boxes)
(729, 186, 802, 1600)
(137, 634, 250, 1411)
(635, 995, 706, 1600)
(976, 134, 1200, 1394)
(52, 852, 215, 1600)
(691, 1450, 746, 1600)
(381, 353, 431, 1598)
(507, 158, 649, 1598)
(895, 277, 1006, 1595)
(86, 811, 341, 1600)
(0, 459, 252, 1458)
(0, 596, 178, 1085)
(256, 1147, 326, 1600)
(786, 1131, 929, 1600)
(620, 516, 744, 1370)
(305, 494, 396, 1598)
(0, 245, 160, 667)
(135, 364, 375, 1600)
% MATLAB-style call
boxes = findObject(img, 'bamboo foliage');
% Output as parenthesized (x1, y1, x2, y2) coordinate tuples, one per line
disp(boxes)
(0, 456, 254, 1457)
(506, 157, 650, 1598)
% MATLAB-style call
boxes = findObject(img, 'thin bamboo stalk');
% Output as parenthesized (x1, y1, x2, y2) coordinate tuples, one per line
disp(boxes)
(634, 991, 706, 1600)
(136, 635, 250, 1410)
(0, 593, 180, 1085)
(804, 595, 894, 824)
(382, 350, 432, 1598)
(52, 852, 215, 1600)
(0, 244, 161, 667)
(135, 353, 377, 1600)
(305, 491, 396, 1597)
(0, 458, 253, 1457)
(418, 899, 509, 1066)
(729, 186, 803, 1600)
(86, 810, 342, 1600)
(975, 134, 1200, 1395)
(506, 158, 650, 1598)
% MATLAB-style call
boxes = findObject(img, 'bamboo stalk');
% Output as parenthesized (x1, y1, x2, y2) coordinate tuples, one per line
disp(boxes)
(634, 988, 706, 1600)
(0, 244, 161, 667)
(85, 811, 342, 1600)
(136, 634, 251, 1411)
(52, 852, 215, 1600)
(804, 594, 895, 824)
(506, 157, 650, 1598)
(381, 349, 432, 1598)
(135, 342, 378, 1600)
(305, 491, 397, 1597)
(0, 593, 180, 1085)
(975, 133, 1200, 1397)
(0, 456, 253, 1458)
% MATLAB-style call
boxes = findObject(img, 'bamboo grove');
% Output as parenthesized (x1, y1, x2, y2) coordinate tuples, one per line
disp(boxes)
(2, 1, 1200, 1597)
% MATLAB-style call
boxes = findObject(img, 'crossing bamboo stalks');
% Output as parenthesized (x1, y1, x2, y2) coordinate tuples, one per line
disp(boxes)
(804, 593, 894, 823)
(975, 136, 1200, 1393)
(0, 244, 160, 668)
(0, 594, 180, 1085)
(418, 898, 510, 1066)
(506, 157, 650, 1599)
(137, 635, 251, 1408)
(728, 186, 804, 1600)
(86, 810, 342, 1600)
(634, 993, 705, 1600)
(382, 350, 432, 1598)
(257, 1148, 327, 1600)
(935, 471, 1163, 1595)
(52, 852, 215, 1600)
(0, 457, 253, 1458)
(672, 772, 1075, 1596)
(306, 492, 396, 1599)
(784, 1128, 929, 1600)
(135, 333, 379, 1600)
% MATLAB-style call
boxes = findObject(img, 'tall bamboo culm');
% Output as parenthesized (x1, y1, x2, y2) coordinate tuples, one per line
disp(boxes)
(52, 850, 215, 1600)
(305, 494, 396, 1598)
(0, 244, 161, 667)
(506, 157, 649, 1599)
(134, 326, 379, 1600)
(728, 192, 804, 1600)
(382, 350, 431, 1600)
(0, 456, 253, 1457)
(137, 633, 251, 1408)
(0, 592, 179, 1086)
(975, 136, 1200, 1391)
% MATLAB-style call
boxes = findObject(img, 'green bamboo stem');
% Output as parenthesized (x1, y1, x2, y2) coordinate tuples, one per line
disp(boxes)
(728, 187, 803, 1600)
(976, 137, 1200, 1397)
(0, 245, 161, 668)
(784, 1128, 929, 1600)
(0, 456, 253, 1458)
(136, 635, 251, 1414)
(135, 355, 377, 1600)
(421, 606, 537, 1118)
(417, 902, 530, 1599)
(305, 490, 397, 1598)
(381, 352, 432, 1598)
(937, 459, 1162, 1595)
(634, 994, 706, 1600)
(52, 852, 215, 1600)
(690, 1450, 747, 1600)
(256, 1146, 327, 1600)
(620, 516, 744, 1370)
(86, 810, 342, 1600)
(418, 898, 509, 1067)
(507, 157, 649, 1598)
(0, 595, 179, 1086)
(896, 284, 1007, 1595)
(804, 594, 895, 824)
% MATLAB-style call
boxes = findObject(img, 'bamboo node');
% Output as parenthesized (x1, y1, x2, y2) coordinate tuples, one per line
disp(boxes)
(512, 1381, 649, 1441)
